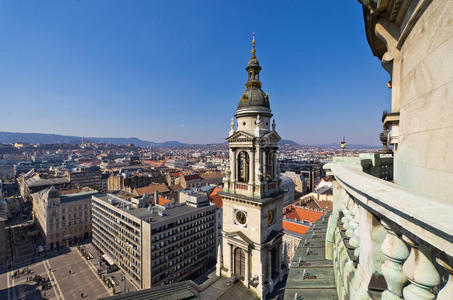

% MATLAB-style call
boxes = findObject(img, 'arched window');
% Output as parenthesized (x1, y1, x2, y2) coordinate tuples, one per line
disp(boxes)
(234, 247, 246, 280)
(266, 150, 273, 181)
(237, 151, 249, 183)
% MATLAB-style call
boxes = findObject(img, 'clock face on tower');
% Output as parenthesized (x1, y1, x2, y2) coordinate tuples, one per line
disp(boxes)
(235, 210, 247, 225)
(268, 210, 274, 225)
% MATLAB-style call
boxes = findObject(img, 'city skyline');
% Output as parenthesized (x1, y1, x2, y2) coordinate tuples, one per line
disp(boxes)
(0, 1, 390, 145)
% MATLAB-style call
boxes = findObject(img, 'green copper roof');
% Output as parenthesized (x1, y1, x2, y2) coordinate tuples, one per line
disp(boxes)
(236, 34, 271, 114)
(237, 87, 270, 111)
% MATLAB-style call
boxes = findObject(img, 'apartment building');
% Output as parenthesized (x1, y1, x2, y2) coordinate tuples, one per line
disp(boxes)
(32, 187, 97, 249)
(107, 173, 152, 192)
(66, 166, 107, 192)
(91, 193, 216, 290)
(19, 170, 70, 201)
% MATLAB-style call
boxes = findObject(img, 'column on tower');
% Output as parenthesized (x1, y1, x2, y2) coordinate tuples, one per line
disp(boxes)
(248, 150, 255, 196)
(272, 151, 277, 180)
(268, 249, 272, 286)
(229, 243, 234, 277)
(255, 145, 261, 184)
(262, 150, 267, 182)
(244, 249, 249, 286)
(231, 148, 236, 182)
(249, 150, 255, 184)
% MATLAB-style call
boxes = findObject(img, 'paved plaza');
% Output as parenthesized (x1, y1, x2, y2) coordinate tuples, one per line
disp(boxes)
(0, 246, 111, 300)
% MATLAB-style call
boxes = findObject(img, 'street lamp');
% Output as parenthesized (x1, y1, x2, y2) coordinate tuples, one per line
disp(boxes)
(340, 136, 347, 155)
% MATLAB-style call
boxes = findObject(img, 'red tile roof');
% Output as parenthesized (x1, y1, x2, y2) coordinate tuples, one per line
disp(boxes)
(283, 206, 325, 223)
(168, 172, 182, 177)
(134, 183, 169, 196)
(209, 187, 223, 208)
(282, 220, 310, 235)
(200, 172, 223, 179)
(184, 174, 201, 181)
(158, 196, 171, 206)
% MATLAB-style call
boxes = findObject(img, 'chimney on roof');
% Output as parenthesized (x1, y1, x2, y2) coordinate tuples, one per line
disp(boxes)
(154, 191, 158, 204)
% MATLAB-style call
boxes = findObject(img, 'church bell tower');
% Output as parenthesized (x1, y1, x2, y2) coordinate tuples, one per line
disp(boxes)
(216, 34, 286, 299)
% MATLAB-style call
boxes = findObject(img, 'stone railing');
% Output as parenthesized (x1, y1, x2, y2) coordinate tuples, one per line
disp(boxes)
(324, 156, 453, 300)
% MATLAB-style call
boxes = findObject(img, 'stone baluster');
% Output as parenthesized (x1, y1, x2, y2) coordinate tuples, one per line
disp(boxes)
(348, 206, 360, 259)
(402, 235, 441, 300)
(341, 207, 352, 232)
(345, 204, 357, 239)
(436, 258, 453, 300)
(380, 221, 409, 300)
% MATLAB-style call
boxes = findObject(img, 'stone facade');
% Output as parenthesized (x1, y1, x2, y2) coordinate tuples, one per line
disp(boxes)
(32, 187, 96, 249)
(107, 173, 152, 192)
(282, 232, 301, 264)
(315, 1, 453, 298)
(361, 0, 453, 203)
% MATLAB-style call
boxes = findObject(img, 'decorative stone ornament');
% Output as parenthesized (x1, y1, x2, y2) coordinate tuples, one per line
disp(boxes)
(435, 258, 453, 300)
(380, 221, 409, 300)
(402, 235, 441, 300)
(229, 118, 235, 136)
(378, 127, 393, 154)
(255, 114, 261, 137)
(225, 164, 231, 178)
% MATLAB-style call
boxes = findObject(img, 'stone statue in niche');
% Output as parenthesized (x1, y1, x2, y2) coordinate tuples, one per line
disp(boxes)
(238, 151, 249, 183)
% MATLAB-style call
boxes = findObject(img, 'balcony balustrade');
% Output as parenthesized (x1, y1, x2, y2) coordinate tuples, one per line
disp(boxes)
(324, 156, 453, 300)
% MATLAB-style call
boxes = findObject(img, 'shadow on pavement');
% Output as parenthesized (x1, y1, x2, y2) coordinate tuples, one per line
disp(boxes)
(0, 283, 47, 300)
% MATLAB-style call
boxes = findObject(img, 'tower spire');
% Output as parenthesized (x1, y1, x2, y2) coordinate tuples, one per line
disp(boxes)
(251, 32, 256, 58)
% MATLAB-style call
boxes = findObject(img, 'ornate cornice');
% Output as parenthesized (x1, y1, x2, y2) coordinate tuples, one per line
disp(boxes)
(359, 0, 432, 59)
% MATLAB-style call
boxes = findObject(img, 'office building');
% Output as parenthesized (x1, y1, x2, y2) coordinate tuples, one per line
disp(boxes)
(91, 193, 216, 290)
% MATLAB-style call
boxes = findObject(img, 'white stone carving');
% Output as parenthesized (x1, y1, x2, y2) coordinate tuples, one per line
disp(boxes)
(381, 221, 409, 300)
(402, 235, 441, 300)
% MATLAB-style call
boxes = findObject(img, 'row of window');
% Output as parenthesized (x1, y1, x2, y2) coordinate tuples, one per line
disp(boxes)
(92, 203, 141, 243)
(151, 229, 215, 268)
(152, 246, 215, 284)
(92, 234, 141, 284)
(151, 209, 215, 234)
(93, 229, 141, 278)
(92, 214, 141, 264)
(93, 199, 140, 229)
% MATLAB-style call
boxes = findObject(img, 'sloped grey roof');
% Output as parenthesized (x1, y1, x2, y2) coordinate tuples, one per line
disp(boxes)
(100, 281, 200, 300)
(237, 87, 270, 111)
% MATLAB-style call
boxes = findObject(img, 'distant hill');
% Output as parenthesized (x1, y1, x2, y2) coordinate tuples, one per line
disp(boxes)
(0, 132, 81, 144)
(0, 132, 378, 149)
(0, 132, 185, 148)
(278, 139, 300, 146)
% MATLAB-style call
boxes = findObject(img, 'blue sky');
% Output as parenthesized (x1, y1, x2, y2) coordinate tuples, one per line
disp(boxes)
(0, 0, 390, 145)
